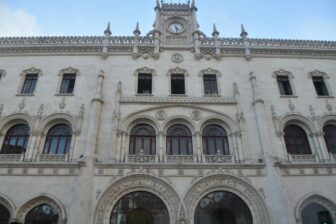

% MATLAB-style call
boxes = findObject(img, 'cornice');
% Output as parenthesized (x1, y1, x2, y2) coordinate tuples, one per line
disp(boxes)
(0, 36, 335, 58)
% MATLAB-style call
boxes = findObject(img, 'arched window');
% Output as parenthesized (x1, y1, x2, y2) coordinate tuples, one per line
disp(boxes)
(0, 204, 10, 223)
(25, 204, 59, 224)
(166, 124, 192, 155)
(43, 124, 72, 155)
(1, 124, 30, 154)
(129, 124, 156, 155)
(323, 124, 336, 154)
(284, 124, 311, 154)
(110, 191, 169, 224)
(202, 124, 229, 155)
(301, 203, 333, 224)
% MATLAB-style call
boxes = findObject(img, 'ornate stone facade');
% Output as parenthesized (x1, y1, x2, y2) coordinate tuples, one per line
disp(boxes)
(0, 1, 335, 224)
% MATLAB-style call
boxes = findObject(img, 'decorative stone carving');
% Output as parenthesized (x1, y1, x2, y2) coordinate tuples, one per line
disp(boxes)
(309, 105, 316, 120)
(93, 174, 180, 224)
(326, 99, 332, 112)
(19, 97, 25, 111)
(288, 99, 295, 112)
(308, 70, 329, 79)
(272, 69, 293, 78)
(167, 67, 188, 77)
(0, 104, 3, 117)
(0, 69, 6, 79)
(156, 110, 167, 120)
(134, 67, 156, 76)
(171, 53, 183, 63)
(183, 174, 271, 224)
(58, 67, 80, 77)
(59, 97, 66, 110)
(191, 110, 201, 121)
(198, 68, 221, 77)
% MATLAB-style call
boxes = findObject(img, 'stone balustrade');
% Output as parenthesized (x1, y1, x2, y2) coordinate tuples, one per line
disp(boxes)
(0, 154, 24, 162)
(288, 154, 318, 163)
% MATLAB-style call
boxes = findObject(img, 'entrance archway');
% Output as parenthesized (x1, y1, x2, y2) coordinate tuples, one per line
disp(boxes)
(0, 203, 10, 224)
(194, 191, 252, 224)
(110, 191, 169, 224)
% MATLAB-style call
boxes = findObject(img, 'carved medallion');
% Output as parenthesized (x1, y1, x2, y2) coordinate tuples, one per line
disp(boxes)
(171, 53, 183, 63)
(156, 110, 167, 120)
(191, 110, 201, 121)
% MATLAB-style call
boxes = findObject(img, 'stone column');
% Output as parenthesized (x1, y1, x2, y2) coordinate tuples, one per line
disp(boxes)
(75, 71, 104, 224)
(194, 131, 202, 162)
(249, 72, 294, 223)
(158, 131, 164, 162)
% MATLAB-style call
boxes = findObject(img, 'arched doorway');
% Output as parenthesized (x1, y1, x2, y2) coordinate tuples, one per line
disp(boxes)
(0, 203, 10, 224)
(194, 191, 252, 224)
(110, 191, 169, 224)
(24, 203, 59, 224)
(302, 203, 333, 224)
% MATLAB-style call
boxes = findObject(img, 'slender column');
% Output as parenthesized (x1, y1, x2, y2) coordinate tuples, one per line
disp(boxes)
(75, 71, 104, 224)
(250, 72, 294, 223)
(158, 131, 164, 162)
(316, 133, 330, 162)
(195, 131, 202, 162)
(120, 132, 127, 162)
(231, 132, 240, 162)
(310, 133, 323, 162)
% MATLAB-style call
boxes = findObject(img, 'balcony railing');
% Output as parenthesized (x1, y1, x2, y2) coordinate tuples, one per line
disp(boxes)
(288, 154, 318, 163)
(37, 154, 68, 163)
(164, 155, 198, 163)
(0, 154, 24, 162)
(203, 155, 234, 163)
(126, 154, 158, 163)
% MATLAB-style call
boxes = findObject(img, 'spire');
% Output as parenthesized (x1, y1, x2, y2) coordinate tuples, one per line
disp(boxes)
(191, 0, 197, 11)
(104, 22, 111, 35)
(155, 0, 160, 10)
(212, 23, 219, 36)
(240, 24, 248, 38)
(133, 22, 141, 35)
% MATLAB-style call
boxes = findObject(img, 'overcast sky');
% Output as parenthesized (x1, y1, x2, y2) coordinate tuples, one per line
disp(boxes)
(0, 0, 336, 40)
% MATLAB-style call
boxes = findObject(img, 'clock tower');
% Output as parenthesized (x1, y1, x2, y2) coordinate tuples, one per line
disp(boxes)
(153, 0, 199, 48)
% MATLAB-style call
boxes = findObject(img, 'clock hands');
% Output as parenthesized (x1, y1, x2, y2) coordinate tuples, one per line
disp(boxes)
(175, 25, 180, 33)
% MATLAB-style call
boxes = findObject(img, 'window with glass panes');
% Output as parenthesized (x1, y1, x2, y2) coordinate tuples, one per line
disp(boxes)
(137, 74, 152, 94)
(312, 76, 329, 96)
(276, 75, 293, 95)
(21, 74, 38, 94)
(171, 74, 185, 94)
(60, 74, 76, 94)
(203, 75, 218, 95)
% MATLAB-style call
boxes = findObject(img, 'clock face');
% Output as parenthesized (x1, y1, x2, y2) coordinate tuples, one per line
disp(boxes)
(168, 22, 184, 34)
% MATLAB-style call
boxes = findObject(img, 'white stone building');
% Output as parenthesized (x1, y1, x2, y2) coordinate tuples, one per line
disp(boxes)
(0, 1, 336, 224)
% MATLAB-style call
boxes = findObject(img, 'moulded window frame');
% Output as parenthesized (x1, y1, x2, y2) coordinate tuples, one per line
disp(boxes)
(308, 70, 333, 98)
(167, 67, 189, 96)
(272, 69, 297, 97)
(133, 67, 156, 96)
(55, 67, 80, 96)
(199, 68, 222, 96)
(17, 67, 43, 96)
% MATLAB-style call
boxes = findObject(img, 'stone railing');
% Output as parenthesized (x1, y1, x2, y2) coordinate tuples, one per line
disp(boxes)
(288, 154, 318, 163)
(164, 155, 197, 163)
(0, 154, 24, 162)
(37, 154, 68, 163)
(125, 154, 158, 163)
(203, 155, 234, 163)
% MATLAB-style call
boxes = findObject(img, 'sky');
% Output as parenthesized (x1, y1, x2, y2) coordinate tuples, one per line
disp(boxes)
(0, 0, 336, 40)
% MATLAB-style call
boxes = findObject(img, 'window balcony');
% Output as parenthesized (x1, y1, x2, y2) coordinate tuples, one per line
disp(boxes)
(288, 154, 318, 163)
(125, 154, 158, 163)
(202, 155, 234, 163)
(164, 155, 198, 163)
(37, 154, 68, 163)
(0, 154, 24, 162)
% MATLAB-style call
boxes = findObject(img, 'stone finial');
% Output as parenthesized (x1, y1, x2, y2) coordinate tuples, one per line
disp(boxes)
(240, 24, 248, 38)
(212, 23, 219, 37)
(104, 22, 111, 35)
(155, 0, 161, 10)
(191, 0, 197, 11)
(133, 22, 141, 35)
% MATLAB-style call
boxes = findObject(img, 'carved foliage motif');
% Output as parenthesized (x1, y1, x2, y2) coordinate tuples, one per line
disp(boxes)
(93, 174, 180, 224)
(183, 174, 270, 224)
(273, 69, 293, 78)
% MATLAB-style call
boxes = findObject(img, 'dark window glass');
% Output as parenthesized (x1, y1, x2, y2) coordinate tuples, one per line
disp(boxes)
(202, 124, 229, 155)
(137, 74, 152, 94)
(166, 124, 192, 155)
(0, 204, 10, 223)
(323, 124, 336, 154)
(195, 191, 253, 224)
(318, 211, 332, 224)
(25, 204, 59, 224)
(171, 74, 185, 94)
(277, 75, 293, 95)
(284, 124, 311, 154)
(60, 74, 76, 94)
(301, 203, 332, 224)
(203, 75, 218, 95)
(129, 124, 156, 155)
(43, 124, 72, 154)
(313, 76, 329, 96)
(110, 191, 169, 224)
(0, 124, 30, 154)
(21, 74, 38, 94)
